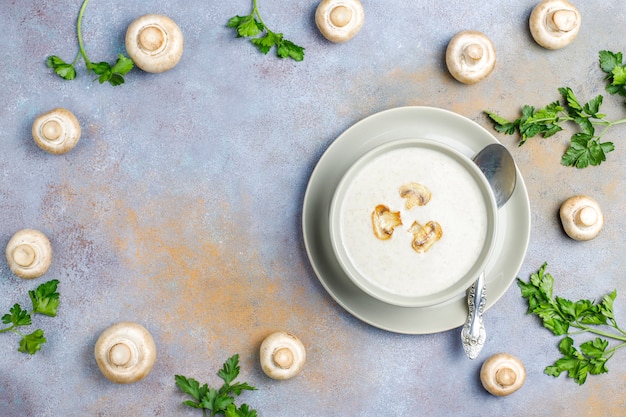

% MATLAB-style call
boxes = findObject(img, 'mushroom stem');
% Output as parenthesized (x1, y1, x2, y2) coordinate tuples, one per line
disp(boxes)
(109, 342, 134, 367)
(41, 120, 62, 141)
(273, 347, 295, 369)
(575, 206, 598, 227)
(329, 5, 352, 27)
(495, 367, 517, 387)
(548, 9, 577, 32)
(464, 43, 484, 62)
(12, 245, 36, 267)
(138, 25, 166, 54)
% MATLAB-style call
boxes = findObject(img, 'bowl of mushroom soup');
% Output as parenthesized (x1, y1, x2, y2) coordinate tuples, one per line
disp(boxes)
(328, 138, 498, 307)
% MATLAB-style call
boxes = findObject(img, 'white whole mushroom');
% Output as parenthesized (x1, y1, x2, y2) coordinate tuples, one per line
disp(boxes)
(125, 14, 184, 73)
(32, 108, 81, 155)
(5, 229, 52, 279)
(445, 30, 496, 84)
(480, 353, 526, 396)
(529, 0, 581, 50)
(259, 331, 306, 380)
(560, 195, 603, 241)
(94, 322, 157, 384)
(315, 0, 364, 43)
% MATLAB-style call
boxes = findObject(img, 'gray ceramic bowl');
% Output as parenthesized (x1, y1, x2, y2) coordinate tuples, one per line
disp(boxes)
(329, 138, 498, 307)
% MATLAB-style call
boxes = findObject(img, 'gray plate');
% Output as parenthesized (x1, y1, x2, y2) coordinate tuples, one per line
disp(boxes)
(302, 106, 531, 334)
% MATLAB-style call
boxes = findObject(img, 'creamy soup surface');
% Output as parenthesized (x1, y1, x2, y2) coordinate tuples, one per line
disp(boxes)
(337, 146, 490, 299)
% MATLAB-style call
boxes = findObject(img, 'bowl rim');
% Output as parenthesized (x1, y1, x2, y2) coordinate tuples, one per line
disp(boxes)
(328, 137, 498, 308)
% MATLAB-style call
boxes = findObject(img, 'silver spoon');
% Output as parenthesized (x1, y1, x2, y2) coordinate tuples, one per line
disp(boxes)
(461, 143, 517, 359)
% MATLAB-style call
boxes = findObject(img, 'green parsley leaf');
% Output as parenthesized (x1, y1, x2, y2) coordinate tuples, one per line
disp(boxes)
(218, 353, 241, 385)
(19, 329, 47, 355)
(175, 375, 208, 404)
(30, 279, 60, 317)
(277, 38, 305, 62)
(46, 55, 77, 80)
(228, 1, 305, 61)
(228, 15, 264, 38)
(226, 403, 258, 417)
(519, 263, 626, 385)
(176, 354, 257, 415)
(599, 50, 626, 98)
(599, 50, 622, 73)
(2, 304, 32, 327)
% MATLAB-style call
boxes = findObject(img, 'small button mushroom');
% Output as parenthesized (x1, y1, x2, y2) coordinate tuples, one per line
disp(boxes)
(529, 0, 581, 50)
(408, 220, 443, 253)
(315, 0, 364, 43)
(480, 353, 526, 396)
(125, 14, 184, 73)
(5, 229, 52, 279)
(32, 108, 81, 154)
(559, 195, 603, 241)
(399, 182, 432, 210)
(445, 30, 496, 84)
(94, 322, 157, 384)
(371, 204, 403, 240)
(260, 331, 306, 380)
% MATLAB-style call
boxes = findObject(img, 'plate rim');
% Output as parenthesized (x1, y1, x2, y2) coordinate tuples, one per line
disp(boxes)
(302, 105, 531, 334)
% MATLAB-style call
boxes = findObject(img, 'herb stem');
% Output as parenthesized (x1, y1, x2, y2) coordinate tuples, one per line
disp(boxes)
(252, 0, 263, 26)
(76, 0, 92, 70)
(570, 324, 626, 342)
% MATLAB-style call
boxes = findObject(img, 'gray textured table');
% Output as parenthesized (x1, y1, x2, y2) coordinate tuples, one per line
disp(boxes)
(2, 1, 625, 416)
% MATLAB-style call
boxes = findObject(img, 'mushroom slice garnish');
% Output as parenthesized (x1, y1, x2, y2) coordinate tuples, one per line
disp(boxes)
(399, 182, 432, 210)
(6, 229, 53, 279)
(529, 0, 581, 50)
(409, 220, 443, 253)
(371, 204, 402, 240)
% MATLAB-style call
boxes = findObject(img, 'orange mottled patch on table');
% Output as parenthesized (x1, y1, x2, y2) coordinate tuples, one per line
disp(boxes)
(108, 193, 342, 360)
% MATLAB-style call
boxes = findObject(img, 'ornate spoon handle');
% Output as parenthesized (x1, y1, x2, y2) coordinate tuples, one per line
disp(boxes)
(461, 271, 487, 359)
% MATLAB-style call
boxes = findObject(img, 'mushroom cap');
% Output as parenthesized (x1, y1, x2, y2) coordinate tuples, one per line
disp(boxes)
(529, 0, 581, 50)
(94, 322, 157, 384)
(5, 229, 52, 279)
(560, 195, 603, 241)
(480, 353, 526, 396)
(260, 331, 306, 380)
(445, 30, 496, 84)
(125, 14, 184, 73)
(32, 108, 81, 155)
(315, 0, 364, 43)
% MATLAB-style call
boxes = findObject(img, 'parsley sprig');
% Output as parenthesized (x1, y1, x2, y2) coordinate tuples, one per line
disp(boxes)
(175, 354, 257, 417)
(485, 50, 626, 168)
(227, 0, 305, 62)
(46, 0, 133, 86)
(518, 263, 626, 385)
(0, 280, 60, 355)
(600, 50, 626, 101)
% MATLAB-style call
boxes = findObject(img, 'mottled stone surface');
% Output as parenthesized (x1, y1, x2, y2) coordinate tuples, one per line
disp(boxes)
(1, 1, 626, 416)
